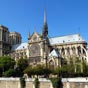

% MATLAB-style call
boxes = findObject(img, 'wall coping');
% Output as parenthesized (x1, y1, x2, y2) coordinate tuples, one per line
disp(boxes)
(0, 78, 50, 82)
(62, 77, 88, 82)
(0, 77, 88, 83)
(0, 77, 19, 81)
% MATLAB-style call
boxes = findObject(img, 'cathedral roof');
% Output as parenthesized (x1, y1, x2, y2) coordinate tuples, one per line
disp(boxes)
(49, 49, 59, 57)
(11, 42, 28, 51)
(49, 34, 86, 45)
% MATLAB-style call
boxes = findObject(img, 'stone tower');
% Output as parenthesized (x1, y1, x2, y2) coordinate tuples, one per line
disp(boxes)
(0, 25, 10, 56)
(9, 32, 22, 45)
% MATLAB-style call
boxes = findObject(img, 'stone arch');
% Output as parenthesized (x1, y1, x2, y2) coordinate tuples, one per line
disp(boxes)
(77, 46, 81, 55)
(72, 47, 76, 55)
(61, 47, 65, 56)
(81, 46, 88, 62)
(49, 60, 54, 69)
(66, 47, 70, 56)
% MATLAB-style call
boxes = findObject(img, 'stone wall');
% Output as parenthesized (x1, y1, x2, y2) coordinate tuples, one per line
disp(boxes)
(62, 78, 88, 88)
(0, 77, 88, 88)
(0, 78, 20, 88)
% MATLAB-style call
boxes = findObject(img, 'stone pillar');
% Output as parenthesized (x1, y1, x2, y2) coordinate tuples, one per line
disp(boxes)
(85, 85, 88, 88)
(50, 82, 53, 88)
(66, 81, 70, 88)
(70, 46, 72, 56)
(6, 80, 7, 88)
(18, 81, 20, 88)
(75, 46, 78, 56)
(81, 45, 83, 55)
(33, 82, 35, 88)
(59, 48, 61, 55)
(64, 47, 67, 56)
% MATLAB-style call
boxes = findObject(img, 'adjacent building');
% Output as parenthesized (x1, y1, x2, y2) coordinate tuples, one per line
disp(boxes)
(0, 25, 10, 56)
(9, 32, 22, 45)
(0, 25, 22, 57)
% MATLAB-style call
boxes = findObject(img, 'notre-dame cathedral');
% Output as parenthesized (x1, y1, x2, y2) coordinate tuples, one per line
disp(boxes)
(0, 11, 88, 67)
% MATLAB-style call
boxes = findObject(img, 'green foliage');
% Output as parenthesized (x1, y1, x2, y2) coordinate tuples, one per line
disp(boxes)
(24, 65, 51, 77)
(3, 69, 16, 77)
(15, 67, 23, 77)
(51, 67, 59, 75)
(17, 58, 29, 76)
(0, 56, 15, 75)
(61, 58, 67, 66)
(24, 66, 34, 77)
(55, 56, 88, 77)
(50, 77, 62, 88)
(34, 78, 39, 88)
(20, 77, 25, 88)
(17, 58, 29, 71)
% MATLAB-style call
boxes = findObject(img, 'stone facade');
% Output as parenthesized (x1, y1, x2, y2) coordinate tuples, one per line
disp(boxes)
(9, 32, 22, 45)
(0, 25, 22, 57)
(0, 25, 10, 56)
(0, 78, 88, 88)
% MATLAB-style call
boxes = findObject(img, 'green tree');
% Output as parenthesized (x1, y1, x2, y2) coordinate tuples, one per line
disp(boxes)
(24, 65, 51, 77)
(17, 58, 29, 76)
(0, 56, 15, 76)
(3, 69, 16, 77)
(24, 66, 34, 77)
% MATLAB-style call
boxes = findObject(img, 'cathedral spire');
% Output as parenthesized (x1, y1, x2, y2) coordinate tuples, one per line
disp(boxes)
(44, 9, 47, 24)
(42, 9, 48, 38)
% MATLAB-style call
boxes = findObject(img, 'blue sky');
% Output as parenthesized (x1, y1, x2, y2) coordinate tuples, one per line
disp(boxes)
(0, 0, 88, 42)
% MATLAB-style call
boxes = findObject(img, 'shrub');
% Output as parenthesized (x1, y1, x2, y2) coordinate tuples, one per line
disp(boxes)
(3, 69, 16, 77)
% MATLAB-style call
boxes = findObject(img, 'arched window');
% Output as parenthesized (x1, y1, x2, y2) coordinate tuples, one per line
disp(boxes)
(61, 47, 65, 56)
(77, 46, 81, 55)
(49, 60, 54, 70)
(83, 48, 86, 55)
(67, 47, 70, 55)
(72, 47, 76, 55)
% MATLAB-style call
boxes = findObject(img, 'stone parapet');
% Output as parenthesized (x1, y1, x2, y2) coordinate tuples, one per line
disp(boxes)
(0, 77, 88, 88)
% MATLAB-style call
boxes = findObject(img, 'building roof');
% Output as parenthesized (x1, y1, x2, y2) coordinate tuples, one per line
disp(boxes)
(49, 34, 86, 45)
(12, 42, 28, 51)
(49, 49, 59, 57)
(11, 34, 86, 51)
